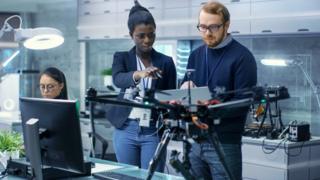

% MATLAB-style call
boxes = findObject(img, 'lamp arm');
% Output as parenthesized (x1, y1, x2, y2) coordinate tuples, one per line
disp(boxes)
(297, 63, 320, 110)
(0, 15, 23, 39)
(3, 15, 22, 29)
(297, 64, 318, 93)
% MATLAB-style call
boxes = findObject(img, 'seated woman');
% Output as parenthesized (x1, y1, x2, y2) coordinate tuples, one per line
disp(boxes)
(39, 67, 68, 99)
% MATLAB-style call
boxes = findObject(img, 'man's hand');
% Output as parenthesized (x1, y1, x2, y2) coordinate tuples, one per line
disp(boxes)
(180, 81, 197, 89)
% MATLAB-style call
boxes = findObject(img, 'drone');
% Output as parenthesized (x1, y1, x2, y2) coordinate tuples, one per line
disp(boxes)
(86, 86, 289, 180)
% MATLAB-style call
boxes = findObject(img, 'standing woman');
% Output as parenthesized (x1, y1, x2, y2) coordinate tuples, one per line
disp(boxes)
(39, 67, 68, 99)
(107, 1, 176, 171)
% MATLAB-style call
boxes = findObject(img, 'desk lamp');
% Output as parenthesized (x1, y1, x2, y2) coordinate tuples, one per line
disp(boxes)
(0, 15, 64, 67)
(0, 15, 64, 50)
(261, 58, 320, 110)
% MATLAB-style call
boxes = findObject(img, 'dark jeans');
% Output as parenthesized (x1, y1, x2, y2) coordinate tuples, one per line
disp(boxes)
(113, 119, 165, 172)
(189, 141, 242, 180)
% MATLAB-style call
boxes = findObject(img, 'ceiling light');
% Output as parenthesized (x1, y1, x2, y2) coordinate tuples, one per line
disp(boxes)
(260, 59, 293, 66)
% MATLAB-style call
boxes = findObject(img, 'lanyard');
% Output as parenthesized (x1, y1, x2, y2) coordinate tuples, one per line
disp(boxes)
(205, 46, 227, 86)
(136, 56, 150, 89)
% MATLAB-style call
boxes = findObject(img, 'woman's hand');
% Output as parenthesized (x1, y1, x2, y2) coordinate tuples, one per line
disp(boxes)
(133, 66, 162, 81)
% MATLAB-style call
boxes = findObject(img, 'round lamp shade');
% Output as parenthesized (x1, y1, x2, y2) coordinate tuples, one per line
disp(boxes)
(23, 27, 64, 50)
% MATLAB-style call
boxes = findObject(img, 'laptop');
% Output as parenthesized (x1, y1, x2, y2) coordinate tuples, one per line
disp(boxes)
(155, 86, 212, 104)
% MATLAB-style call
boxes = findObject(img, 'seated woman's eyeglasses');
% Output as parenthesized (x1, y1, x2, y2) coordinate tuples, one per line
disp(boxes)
(39, 84, 57, 91)
(197, 24, 224, 33)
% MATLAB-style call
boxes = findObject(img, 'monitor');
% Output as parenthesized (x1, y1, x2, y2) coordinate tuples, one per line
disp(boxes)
(19, 97, 90, 179)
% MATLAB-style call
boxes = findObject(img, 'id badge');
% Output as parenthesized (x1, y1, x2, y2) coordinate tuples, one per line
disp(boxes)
(137, 108, 151, 127)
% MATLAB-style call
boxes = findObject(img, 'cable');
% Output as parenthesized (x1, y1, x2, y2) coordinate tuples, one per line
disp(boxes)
(143, 112, 166, 138)
(278, 126, 289, 139)
(283, 139, 305, 157)
(262, 120, 306, 156)
(262, 138, 286, 154)
(278, 120, 297, 139)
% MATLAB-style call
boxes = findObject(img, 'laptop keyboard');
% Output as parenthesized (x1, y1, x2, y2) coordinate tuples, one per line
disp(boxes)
(93, 171, 144, 180)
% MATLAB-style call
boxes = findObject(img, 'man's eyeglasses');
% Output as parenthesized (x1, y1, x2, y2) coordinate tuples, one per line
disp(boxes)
(39, 84, 57, 91)
(134, 32, 156, 40)
(197, 24, 224, 33)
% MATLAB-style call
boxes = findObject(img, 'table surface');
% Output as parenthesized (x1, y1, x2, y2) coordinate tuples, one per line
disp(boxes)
(242, 136, 320, 148)
(2, 158, 184, 180)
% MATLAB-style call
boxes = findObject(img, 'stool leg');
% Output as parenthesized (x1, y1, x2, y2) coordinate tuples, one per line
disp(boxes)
(101, 142, 108, 159)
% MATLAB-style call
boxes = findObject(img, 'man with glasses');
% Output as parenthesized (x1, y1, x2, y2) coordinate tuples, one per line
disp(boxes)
(180, 1, 257, 180)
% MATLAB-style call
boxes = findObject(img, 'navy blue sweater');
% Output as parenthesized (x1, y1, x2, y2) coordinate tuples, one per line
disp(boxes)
(184, 39, 257, 143)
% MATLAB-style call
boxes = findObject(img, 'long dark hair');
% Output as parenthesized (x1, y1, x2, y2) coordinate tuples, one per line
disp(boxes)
(40, 67, 68, 99)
